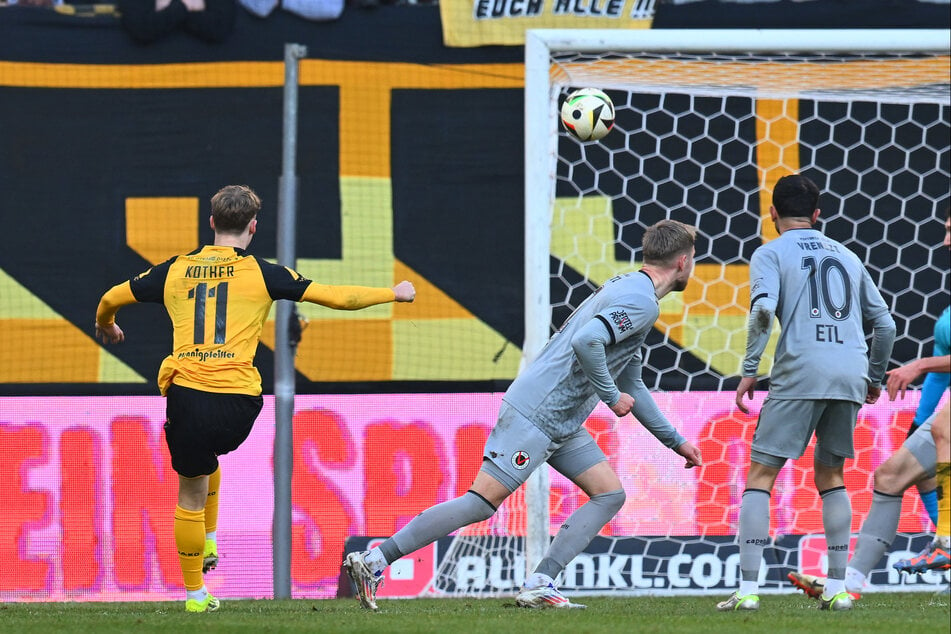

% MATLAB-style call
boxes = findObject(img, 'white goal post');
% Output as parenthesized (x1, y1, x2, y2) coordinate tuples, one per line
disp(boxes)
(521, 29, 950, 588)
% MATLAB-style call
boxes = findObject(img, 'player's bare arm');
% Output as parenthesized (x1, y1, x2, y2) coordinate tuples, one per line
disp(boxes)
(885, 354, 951, 400)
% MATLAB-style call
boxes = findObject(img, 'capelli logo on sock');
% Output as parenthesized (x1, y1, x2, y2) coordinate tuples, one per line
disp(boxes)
(512, 451, 530, 470)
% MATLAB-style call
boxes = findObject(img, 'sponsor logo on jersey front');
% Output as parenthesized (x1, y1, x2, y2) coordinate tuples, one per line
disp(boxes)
(177, 348, 237, 362)
(511, 451, 530, 470)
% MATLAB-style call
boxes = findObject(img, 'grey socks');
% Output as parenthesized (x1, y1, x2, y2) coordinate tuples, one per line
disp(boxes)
(820, 486, 851, 580)
(849, 490, 902, 576)
(533, 489, 626, 580)
(379, 491, 497, 564)
(738, 489, 771, 582)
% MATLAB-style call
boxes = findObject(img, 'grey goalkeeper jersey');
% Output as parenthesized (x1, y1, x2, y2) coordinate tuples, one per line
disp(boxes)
(744, 227, 896, 402)
(503, 271, 687, 450)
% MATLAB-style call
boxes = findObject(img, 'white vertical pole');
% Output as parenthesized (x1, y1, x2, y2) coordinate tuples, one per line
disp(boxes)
(274, 41, 307, 601)
(523, 30, 555, 577)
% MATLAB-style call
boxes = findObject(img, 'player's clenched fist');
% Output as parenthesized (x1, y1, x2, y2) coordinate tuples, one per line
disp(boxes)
(393, 281, 416, 302)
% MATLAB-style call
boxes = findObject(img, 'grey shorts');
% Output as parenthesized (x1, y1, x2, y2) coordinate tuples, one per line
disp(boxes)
(480, 402, 607, 493)
(904, 414, 937, 478)
(750, 397, 860, 469)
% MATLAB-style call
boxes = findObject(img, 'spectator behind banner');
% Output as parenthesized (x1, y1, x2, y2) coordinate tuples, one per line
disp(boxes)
(1, 0, 61, 6)
(239, 0, 342, 21)
(118, 0, 236, 44)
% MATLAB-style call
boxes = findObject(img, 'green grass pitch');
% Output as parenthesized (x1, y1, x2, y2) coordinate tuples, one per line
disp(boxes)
(1, 593, 948, 634)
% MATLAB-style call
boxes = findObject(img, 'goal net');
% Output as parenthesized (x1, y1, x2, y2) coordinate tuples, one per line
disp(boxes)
(426, 29, 951, 598)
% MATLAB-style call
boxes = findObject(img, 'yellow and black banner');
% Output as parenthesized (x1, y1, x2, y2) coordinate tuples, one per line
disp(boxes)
(439, 0, 651, 47)
(0, 7, 531, 393)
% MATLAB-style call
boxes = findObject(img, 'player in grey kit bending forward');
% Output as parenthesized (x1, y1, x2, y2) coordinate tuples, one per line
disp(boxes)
(717, 174, 896, 613)
(344, 219, 703, 610)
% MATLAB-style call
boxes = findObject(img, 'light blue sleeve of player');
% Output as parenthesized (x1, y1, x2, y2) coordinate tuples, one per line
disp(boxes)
(915, 371, 951, 425)
(569, 284, 660, 408)
(570, 317, 621, 407)
(615, 357, 687, 450)
(741, 246, 779, 377)
(913, 306, 951, 426)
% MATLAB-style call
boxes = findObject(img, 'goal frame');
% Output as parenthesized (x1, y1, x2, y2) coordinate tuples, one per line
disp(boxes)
(522, 28, 951, 576)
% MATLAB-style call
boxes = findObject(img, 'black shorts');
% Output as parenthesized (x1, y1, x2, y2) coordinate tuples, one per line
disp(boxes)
(164, 383, 263, 478)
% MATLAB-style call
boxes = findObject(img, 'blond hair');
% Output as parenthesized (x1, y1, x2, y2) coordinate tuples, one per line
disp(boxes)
(642, 219, 696, 265)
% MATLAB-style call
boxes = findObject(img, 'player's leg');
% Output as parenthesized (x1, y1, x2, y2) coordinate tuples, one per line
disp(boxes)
(346, 403, 549, 610)
(203, 466, 221, 573)
(914, 476, 939, 529)
(715, 459, 780, 612)
(165, 386, 260, 613)
(345, 469, 505, 610)
(909, 409, 939, 528)
(809, 400, 859, 610)
(793, 441, 934, 598)
(895, 403, 951, 574)
(720, 398, 815, 611)
(813, 461, 852, 608)
(851, 422, 932, 579)
(200, 393, 261, 577)
(515, 432, 624, 609)
(536, 449, 624, 582)
(164, 385, 219, 612)
(371, 469, 509, 567)
(175, 474, 219, 612)
(933, 402, 950, 556)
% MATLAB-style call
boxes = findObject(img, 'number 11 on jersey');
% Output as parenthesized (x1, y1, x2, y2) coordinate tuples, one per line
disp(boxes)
(188, 282, 229, 345)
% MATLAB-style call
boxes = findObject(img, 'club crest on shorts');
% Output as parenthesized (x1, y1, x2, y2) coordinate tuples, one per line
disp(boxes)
(512, 450, 530, 470)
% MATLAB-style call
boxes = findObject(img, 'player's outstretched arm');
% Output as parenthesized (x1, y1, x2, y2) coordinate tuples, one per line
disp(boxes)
(300, 280, 415, 310)
(886, 354, 951, 400)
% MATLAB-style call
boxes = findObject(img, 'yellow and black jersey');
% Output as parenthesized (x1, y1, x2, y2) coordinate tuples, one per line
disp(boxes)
(96, 245, 396, 396)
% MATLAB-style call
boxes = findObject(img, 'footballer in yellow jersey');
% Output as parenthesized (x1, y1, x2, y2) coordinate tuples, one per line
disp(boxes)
(97, 244, 401, 397)
(94, 185, 416, 613)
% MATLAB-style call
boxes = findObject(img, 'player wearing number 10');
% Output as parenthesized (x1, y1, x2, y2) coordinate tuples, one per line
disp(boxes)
(95, 184, 416, 613)
(718, 174, 896, 613)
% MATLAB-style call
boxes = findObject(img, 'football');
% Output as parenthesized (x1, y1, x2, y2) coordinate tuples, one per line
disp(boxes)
(560, 88, 615, 142)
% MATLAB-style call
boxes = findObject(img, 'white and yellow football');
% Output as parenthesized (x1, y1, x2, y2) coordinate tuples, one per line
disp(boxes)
(560, 88, 615, 142)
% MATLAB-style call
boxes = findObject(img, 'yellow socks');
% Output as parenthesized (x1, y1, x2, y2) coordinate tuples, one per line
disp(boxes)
(205, 466, 221, 536)
(174, 505, 205, 591)
(937, 461, 950, 541)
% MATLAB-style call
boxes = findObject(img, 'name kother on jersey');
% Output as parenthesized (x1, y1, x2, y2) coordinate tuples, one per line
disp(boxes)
(184, 265, 235, 279)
